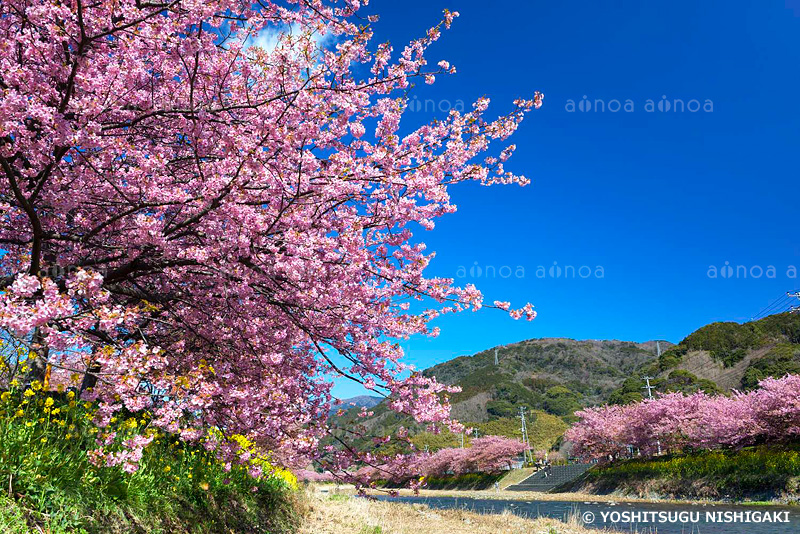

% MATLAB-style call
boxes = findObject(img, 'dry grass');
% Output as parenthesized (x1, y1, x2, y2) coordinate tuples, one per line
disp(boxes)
(300, 490, 616, 534)
(498, 467, 537, 490)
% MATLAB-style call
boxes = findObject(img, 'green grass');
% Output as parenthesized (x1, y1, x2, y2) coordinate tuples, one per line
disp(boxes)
(0, 382, 301, 533)
(580, 445, 800, 500)
(474, 412, 568, 451)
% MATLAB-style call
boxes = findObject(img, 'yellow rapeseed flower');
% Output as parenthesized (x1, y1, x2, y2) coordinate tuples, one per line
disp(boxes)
(1, 391, 10, 401)
(31, 380, 42, 391)
(23, 389, 35, 397)
(15, 410, 23, 417)
(163, 466, 171, 473)
(45, 397, 54, 407)
(67, 391, 75, 400)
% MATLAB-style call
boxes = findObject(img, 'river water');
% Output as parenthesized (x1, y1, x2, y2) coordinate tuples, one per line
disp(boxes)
(373, 495, 800, 534)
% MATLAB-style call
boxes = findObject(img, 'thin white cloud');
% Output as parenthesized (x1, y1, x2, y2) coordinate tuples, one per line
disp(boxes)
(245, 23, 335, 53)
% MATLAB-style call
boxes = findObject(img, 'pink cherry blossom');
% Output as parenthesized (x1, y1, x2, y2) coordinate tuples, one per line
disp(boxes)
(0, 0, 543, 475)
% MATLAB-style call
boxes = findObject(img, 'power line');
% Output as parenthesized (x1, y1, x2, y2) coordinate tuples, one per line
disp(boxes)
(752, 293, 792, 320)
(752, 290, 800, 320)
(755, 293, 792, 319)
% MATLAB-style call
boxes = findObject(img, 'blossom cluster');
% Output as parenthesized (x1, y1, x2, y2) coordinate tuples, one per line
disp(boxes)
(566, 374, 800, 461)
(295, 469, 335, 483)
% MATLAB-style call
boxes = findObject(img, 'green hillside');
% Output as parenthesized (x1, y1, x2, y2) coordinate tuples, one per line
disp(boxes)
(423, 338, 667, 416)
(608, 312, 800, 403)
(409, 412, 568, 453)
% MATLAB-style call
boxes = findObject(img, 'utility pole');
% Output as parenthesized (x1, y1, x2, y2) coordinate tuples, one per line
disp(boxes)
(642, 376, 656, 399)
(642, 376, 662, 455)
(519, 406, 532, 465)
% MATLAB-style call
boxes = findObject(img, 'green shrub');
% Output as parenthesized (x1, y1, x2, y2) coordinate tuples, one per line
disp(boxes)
(0, 382, 300, 533)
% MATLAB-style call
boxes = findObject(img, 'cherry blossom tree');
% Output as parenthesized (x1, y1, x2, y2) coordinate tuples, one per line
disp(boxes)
(465, 435, 527, 473)
(0, 0, 542, 472)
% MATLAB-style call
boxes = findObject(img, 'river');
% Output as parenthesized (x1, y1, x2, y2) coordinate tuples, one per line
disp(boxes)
(373, 495, 800, 534)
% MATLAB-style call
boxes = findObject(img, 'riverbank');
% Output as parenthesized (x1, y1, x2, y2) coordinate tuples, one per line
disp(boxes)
(361, 487, 728, 505)
(300, 491, 618, 534)
(324, 485, 789, 507)
(564, 446, 800, 505)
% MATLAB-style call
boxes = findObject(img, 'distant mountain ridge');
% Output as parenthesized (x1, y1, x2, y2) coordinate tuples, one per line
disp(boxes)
(329, 395, 383, 415)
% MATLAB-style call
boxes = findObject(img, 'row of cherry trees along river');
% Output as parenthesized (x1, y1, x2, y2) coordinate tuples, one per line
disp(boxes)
(566, 374, 800, 461)
(299, 435, 526, 489)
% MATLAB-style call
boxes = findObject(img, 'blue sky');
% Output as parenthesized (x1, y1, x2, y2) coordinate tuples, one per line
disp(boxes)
(333, 0, 800, 397)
